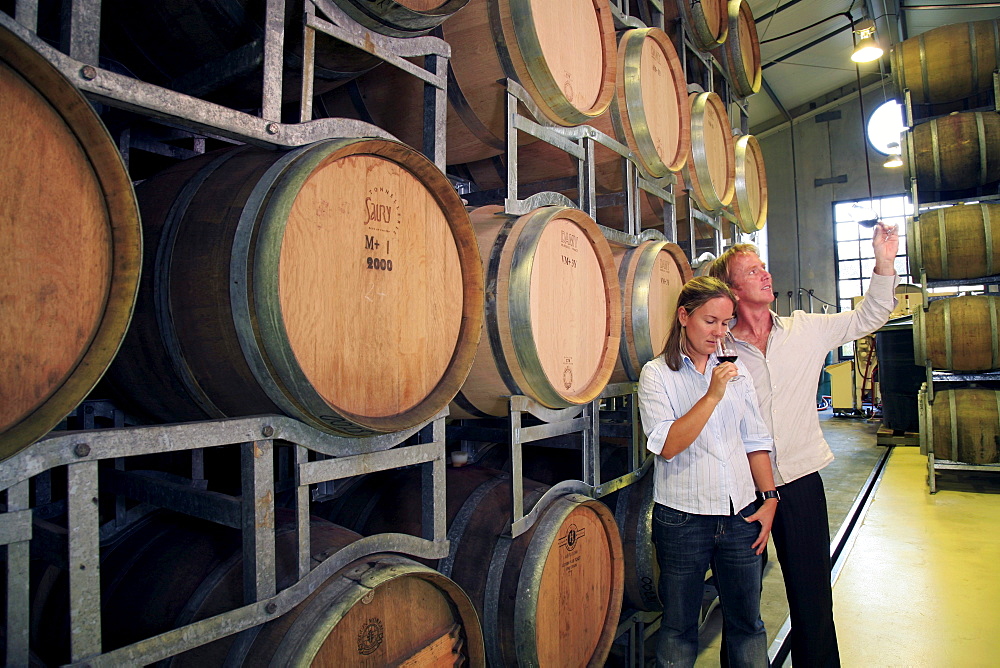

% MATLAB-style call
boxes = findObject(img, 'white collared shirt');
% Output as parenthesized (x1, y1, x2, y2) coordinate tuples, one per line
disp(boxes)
(638, 353, 773, 515)
(731, 272, 900, 485)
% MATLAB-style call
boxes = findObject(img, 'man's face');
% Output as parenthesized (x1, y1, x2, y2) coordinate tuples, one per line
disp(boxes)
(728, 252, 773, 307)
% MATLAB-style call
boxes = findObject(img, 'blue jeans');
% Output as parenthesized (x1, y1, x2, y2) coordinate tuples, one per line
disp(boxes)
(652, 502, 767, 668)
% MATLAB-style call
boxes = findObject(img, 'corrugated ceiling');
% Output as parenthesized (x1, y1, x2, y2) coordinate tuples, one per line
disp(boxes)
(745, 0, 1000, 133)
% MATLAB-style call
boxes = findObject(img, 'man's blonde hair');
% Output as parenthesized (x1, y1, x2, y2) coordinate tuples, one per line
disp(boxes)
(708, 243, 760, 286)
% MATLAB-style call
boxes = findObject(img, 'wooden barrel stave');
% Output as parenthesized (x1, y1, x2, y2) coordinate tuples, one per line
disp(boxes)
(457, 25, 690, 200)
(611, 241, 692, 383)
(892, 19, 1000, 108)
(318, 0, 617, 165)
(108, 138, 484, 436)
(663, 0, 730, 50)
(322, 465, 624, 667)
(731, 133, 768, 233)
(910, 111, 1000, 194)
(712, 0, 761, 98)
(603, 465, 659, 612)
(925, 389, 1000, 464)
(682, 91, 736, 212)
(452, 205, 621, 417)
(914, 295, 1000, 371)
(0, 23, 141, 461)
(907, 202, 1000, 280)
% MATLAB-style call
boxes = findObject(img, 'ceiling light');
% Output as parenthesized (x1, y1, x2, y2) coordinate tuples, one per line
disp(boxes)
(852, 37, 884, 62)
(883, 141, 903, 168)
(851, 19, 883, 63)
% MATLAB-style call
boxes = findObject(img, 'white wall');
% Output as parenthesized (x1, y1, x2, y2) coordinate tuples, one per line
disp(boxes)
(756, 87, 907, 314)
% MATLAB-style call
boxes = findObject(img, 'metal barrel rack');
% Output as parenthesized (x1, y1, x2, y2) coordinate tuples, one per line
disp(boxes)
(899, 74, 1000, 493)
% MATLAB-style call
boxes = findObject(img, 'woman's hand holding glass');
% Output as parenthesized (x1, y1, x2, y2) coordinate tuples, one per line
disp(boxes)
(715, 332, 741, 383)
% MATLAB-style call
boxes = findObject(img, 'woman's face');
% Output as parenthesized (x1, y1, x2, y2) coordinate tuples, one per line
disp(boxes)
(678, 296, 734, 360)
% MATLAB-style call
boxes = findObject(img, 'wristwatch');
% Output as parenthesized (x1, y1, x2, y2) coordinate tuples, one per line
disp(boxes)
(762, 489, 780, 501)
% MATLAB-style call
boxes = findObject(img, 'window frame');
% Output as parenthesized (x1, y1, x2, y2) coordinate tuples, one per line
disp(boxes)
(832, 194, 913, 358)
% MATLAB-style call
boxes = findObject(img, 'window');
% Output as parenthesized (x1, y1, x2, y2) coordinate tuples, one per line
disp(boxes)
(833, 194, 913, 356)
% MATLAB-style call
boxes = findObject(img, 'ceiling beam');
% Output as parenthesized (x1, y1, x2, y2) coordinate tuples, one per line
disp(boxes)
(762, 22, 854, 69)
(755, 0, 813, 23)
(760, 77, 793, 128)
(753, 79, 886, 139)
(900, 3, 1000, 8)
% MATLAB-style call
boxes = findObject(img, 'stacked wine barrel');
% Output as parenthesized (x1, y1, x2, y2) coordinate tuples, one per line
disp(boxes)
(896, 19, 1000, 202)
(4, 0, 773, 664)
(1, 21, 141, 463)
(897, 19, 1000, 468)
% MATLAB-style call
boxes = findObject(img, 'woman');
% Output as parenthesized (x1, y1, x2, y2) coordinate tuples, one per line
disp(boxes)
(637, 276, 777, 667)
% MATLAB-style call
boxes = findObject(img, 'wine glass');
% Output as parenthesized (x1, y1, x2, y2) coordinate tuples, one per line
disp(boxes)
(715, 332, 741, 382)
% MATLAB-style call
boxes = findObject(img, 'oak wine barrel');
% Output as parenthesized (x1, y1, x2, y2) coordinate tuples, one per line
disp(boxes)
(914, 295, 1000, 371)
(322, 0, 472, 37)
(907, 201, 1000, 280)
(909, 111, 1000, 194)
(323, 465, 624, 667)
(611, 241, 692, 383)
(664, 0, 730, 50)
(712, 0, 762, 98)
(473, 442, 661, 613)
(682, 91, 736, 212)
(891, 20, 1000, 108)
(924, 388, 1000, 464)
(601, 464, 659, 612)
(107, 138, 483, 437)
(0, 24, 141, 462)
(451, 205, 621, 417)
(320, 0, 617, 165)
(459, 26, 690, 196)
(31, 511, 485, 666)
(613, 26, 692, 178)
(731, 133, 768, 233)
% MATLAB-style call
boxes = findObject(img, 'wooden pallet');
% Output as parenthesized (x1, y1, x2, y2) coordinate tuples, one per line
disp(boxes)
(877, 425, 919, 446)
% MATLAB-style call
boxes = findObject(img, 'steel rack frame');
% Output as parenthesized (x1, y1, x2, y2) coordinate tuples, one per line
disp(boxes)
(902, 74, 1000, 490)
(499, 77, 679, 241)
(927, 454, 1000, 494)
(612, 610, 661, 667)
(673, 46, 752, 260)
(1, 3, 468, 661)
(0, 412, 451, 666)
(3, 0, 451, 169)
(449, 381, 650, 540)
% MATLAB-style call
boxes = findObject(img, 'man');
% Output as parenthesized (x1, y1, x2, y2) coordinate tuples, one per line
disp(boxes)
(709, 222, 900, 667)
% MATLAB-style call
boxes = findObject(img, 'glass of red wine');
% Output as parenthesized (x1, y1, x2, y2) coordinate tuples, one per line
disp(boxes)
(716, 332, 741, 382)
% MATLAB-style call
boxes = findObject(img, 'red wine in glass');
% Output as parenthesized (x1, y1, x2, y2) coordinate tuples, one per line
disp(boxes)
(716, 334, 741, 381)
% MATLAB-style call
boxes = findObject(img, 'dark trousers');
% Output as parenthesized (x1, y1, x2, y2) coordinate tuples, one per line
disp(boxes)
(771, 471, 840, 667)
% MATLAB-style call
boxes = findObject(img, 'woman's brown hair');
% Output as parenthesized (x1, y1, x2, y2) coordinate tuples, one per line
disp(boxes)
(662, 276, 737, 371)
